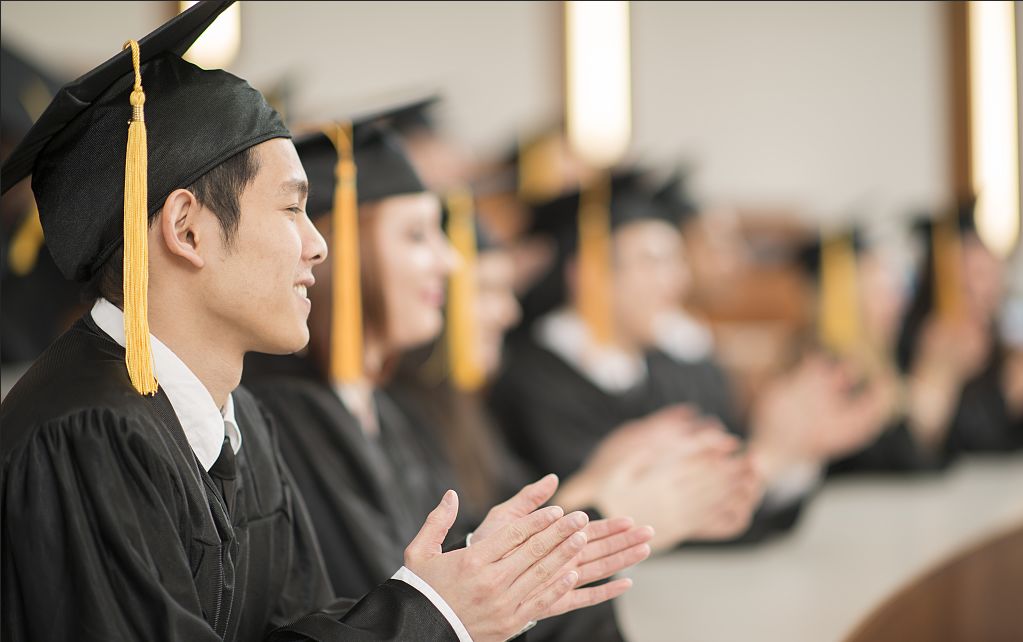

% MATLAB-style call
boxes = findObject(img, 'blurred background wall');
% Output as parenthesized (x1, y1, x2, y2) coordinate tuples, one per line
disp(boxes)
(1, 0, 957, 223)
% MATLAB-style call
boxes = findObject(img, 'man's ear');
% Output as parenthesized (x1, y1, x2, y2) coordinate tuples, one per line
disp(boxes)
(158, 189, 206, 269)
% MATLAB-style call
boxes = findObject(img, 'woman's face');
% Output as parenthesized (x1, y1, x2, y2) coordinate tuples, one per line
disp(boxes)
(474, 249, 522, 377)
(611, 220, 689, 348)
(373, 192, 458, 351)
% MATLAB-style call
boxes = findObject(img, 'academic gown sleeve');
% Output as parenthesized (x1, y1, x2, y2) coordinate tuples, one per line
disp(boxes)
(1, 411, 458, 642)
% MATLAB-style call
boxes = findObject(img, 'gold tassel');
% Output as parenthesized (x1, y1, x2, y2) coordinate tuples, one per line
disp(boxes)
(517, 132, 563, 204)
(445, 187, 486, 391)
(577, 172, 614, 345)
(932, 211, 964, 321)
(818, 232, 861, 355)
(326, 122, 365, 384)
(8, 203, 45, 276)
(122, 40, 157, 395)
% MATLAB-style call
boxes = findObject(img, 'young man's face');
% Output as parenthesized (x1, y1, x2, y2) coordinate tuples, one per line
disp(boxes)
(202, 138, 326, 356)
(611, 220, 689, 347)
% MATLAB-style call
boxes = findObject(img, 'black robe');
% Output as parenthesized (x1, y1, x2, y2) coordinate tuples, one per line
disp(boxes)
(829, 349, 1023, 475)
(488, 336, 805, 544)
(251, 372, 627, 642)
(248, 375, 452, 599)
(1, 316, 456, 641)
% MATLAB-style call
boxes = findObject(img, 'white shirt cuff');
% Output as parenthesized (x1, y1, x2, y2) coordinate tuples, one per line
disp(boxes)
(391, 566, 474, 642)
(763, 460, 822, 509)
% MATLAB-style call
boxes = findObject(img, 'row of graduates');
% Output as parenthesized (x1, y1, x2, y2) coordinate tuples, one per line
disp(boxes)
(1, 4, 652, 641)
(249, 91, 1023, 642)
(3, 3, 1021, 640)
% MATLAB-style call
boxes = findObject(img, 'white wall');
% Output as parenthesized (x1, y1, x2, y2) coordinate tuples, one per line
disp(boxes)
(632, 1, 949, 222)
(2, 0, 950, 221)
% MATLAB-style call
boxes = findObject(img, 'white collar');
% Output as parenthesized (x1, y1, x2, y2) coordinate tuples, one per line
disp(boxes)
(534, 308, 647, 393)
(652, 310, 715, 363)
(90, 298, 241, 471)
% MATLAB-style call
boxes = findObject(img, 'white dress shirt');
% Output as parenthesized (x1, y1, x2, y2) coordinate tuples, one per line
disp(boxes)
(89, 299, 473, 641)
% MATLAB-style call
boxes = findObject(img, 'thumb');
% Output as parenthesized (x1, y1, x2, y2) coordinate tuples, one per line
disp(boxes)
(406, 490, 459, 562)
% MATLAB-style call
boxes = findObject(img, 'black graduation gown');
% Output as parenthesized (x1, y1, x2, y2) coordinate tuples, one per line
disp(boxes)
(950, 350, 1023, 452)
(249, 376, 450, 599)
(385, 375, 629, 642)
(488, 336, 805, 545)
(829, 350, 1022, 475)
(1, 316, 456, 641)
(253, 373, 627, 642)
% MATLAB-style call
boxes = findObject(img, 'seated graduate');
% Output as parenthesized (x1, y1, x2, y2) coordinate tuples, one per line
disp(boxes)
(0, 4, 625, 640)
(388, 187, 763, 553)
(242, 109, 653, 639)
(488, 170, 890, 543)
(830, 202, 1023, 473)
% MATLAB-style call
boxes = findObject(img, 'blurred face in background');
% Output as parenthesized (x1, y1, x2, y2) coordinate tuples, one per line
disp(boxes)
(611, 220, 690, 348)
(372, 192, 458, 352)
(961, 231, 1005, 324)
(474, 248, 522, 377)
(306, 192, 456, 370)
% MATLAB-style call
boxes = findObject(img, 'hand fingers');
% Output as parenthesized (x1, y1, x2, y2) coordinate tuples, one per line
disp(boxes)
(582, 516, 634, 542)
(543, 578, 634, 619)
(472, 505, 564, 563)
(576, 541, 652, 585)
(504, 512, 589, 596)
(577, 524, 655, 566)
(405, 490, 459, 562)
(494, 474, 559, 520)
(518, 570, 580, 623)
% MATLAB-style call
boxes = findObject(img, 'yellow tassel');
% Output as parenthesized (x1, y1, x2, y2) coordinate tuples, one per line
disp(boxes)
(445, 187, 486, 391)
(577, 173, 614, 345)
(122, 40, 157, 395)
(932, 211, 964, 321)
(818, 232, 861, 355)
(8, 203, 45, 276)
(517, 132, 563, 204)
(326, 122, 365, 384)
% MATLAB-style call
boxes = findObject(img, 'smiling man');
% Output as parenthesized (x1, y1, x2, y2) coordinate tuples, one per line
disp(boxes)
(0, 3, 612, 641)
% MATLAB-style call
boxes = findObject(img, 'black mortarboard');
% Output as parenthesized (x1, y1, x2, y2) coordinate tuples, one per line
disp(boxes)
(652, 166, 700, 225)
(512, 169, 674, 333)
(296, 119, 426, 218)
(382, 94, 441, 137)
(0, 0, 289, 394)
(292, 106, 429, 385)
(1, 0, 288, 282)
(526, 168, 674, 255)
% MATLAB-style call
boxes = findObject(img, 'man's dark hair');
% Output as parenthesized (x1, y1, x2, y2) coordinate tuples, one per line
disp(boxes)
(83, 145, 260, 306)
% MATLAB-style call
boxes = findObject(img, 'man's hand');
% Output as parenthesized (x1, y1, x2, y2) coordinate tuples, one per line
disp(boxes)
(467, 475, 653, 622)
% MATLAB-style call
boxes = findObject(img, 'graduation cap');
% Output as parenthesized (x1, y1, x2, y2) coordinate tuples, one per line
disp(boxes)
(516, 169, 674, 339)
(294, 110, 429, 384)
(382, 94, 441, 138)
(0, 0, 289, 395)
(651, 166, 700, 226)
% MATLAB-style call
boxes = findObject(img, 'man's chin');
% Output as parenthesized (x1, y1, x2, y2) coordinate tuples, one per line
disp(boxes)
(251, 329, 310, 357)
